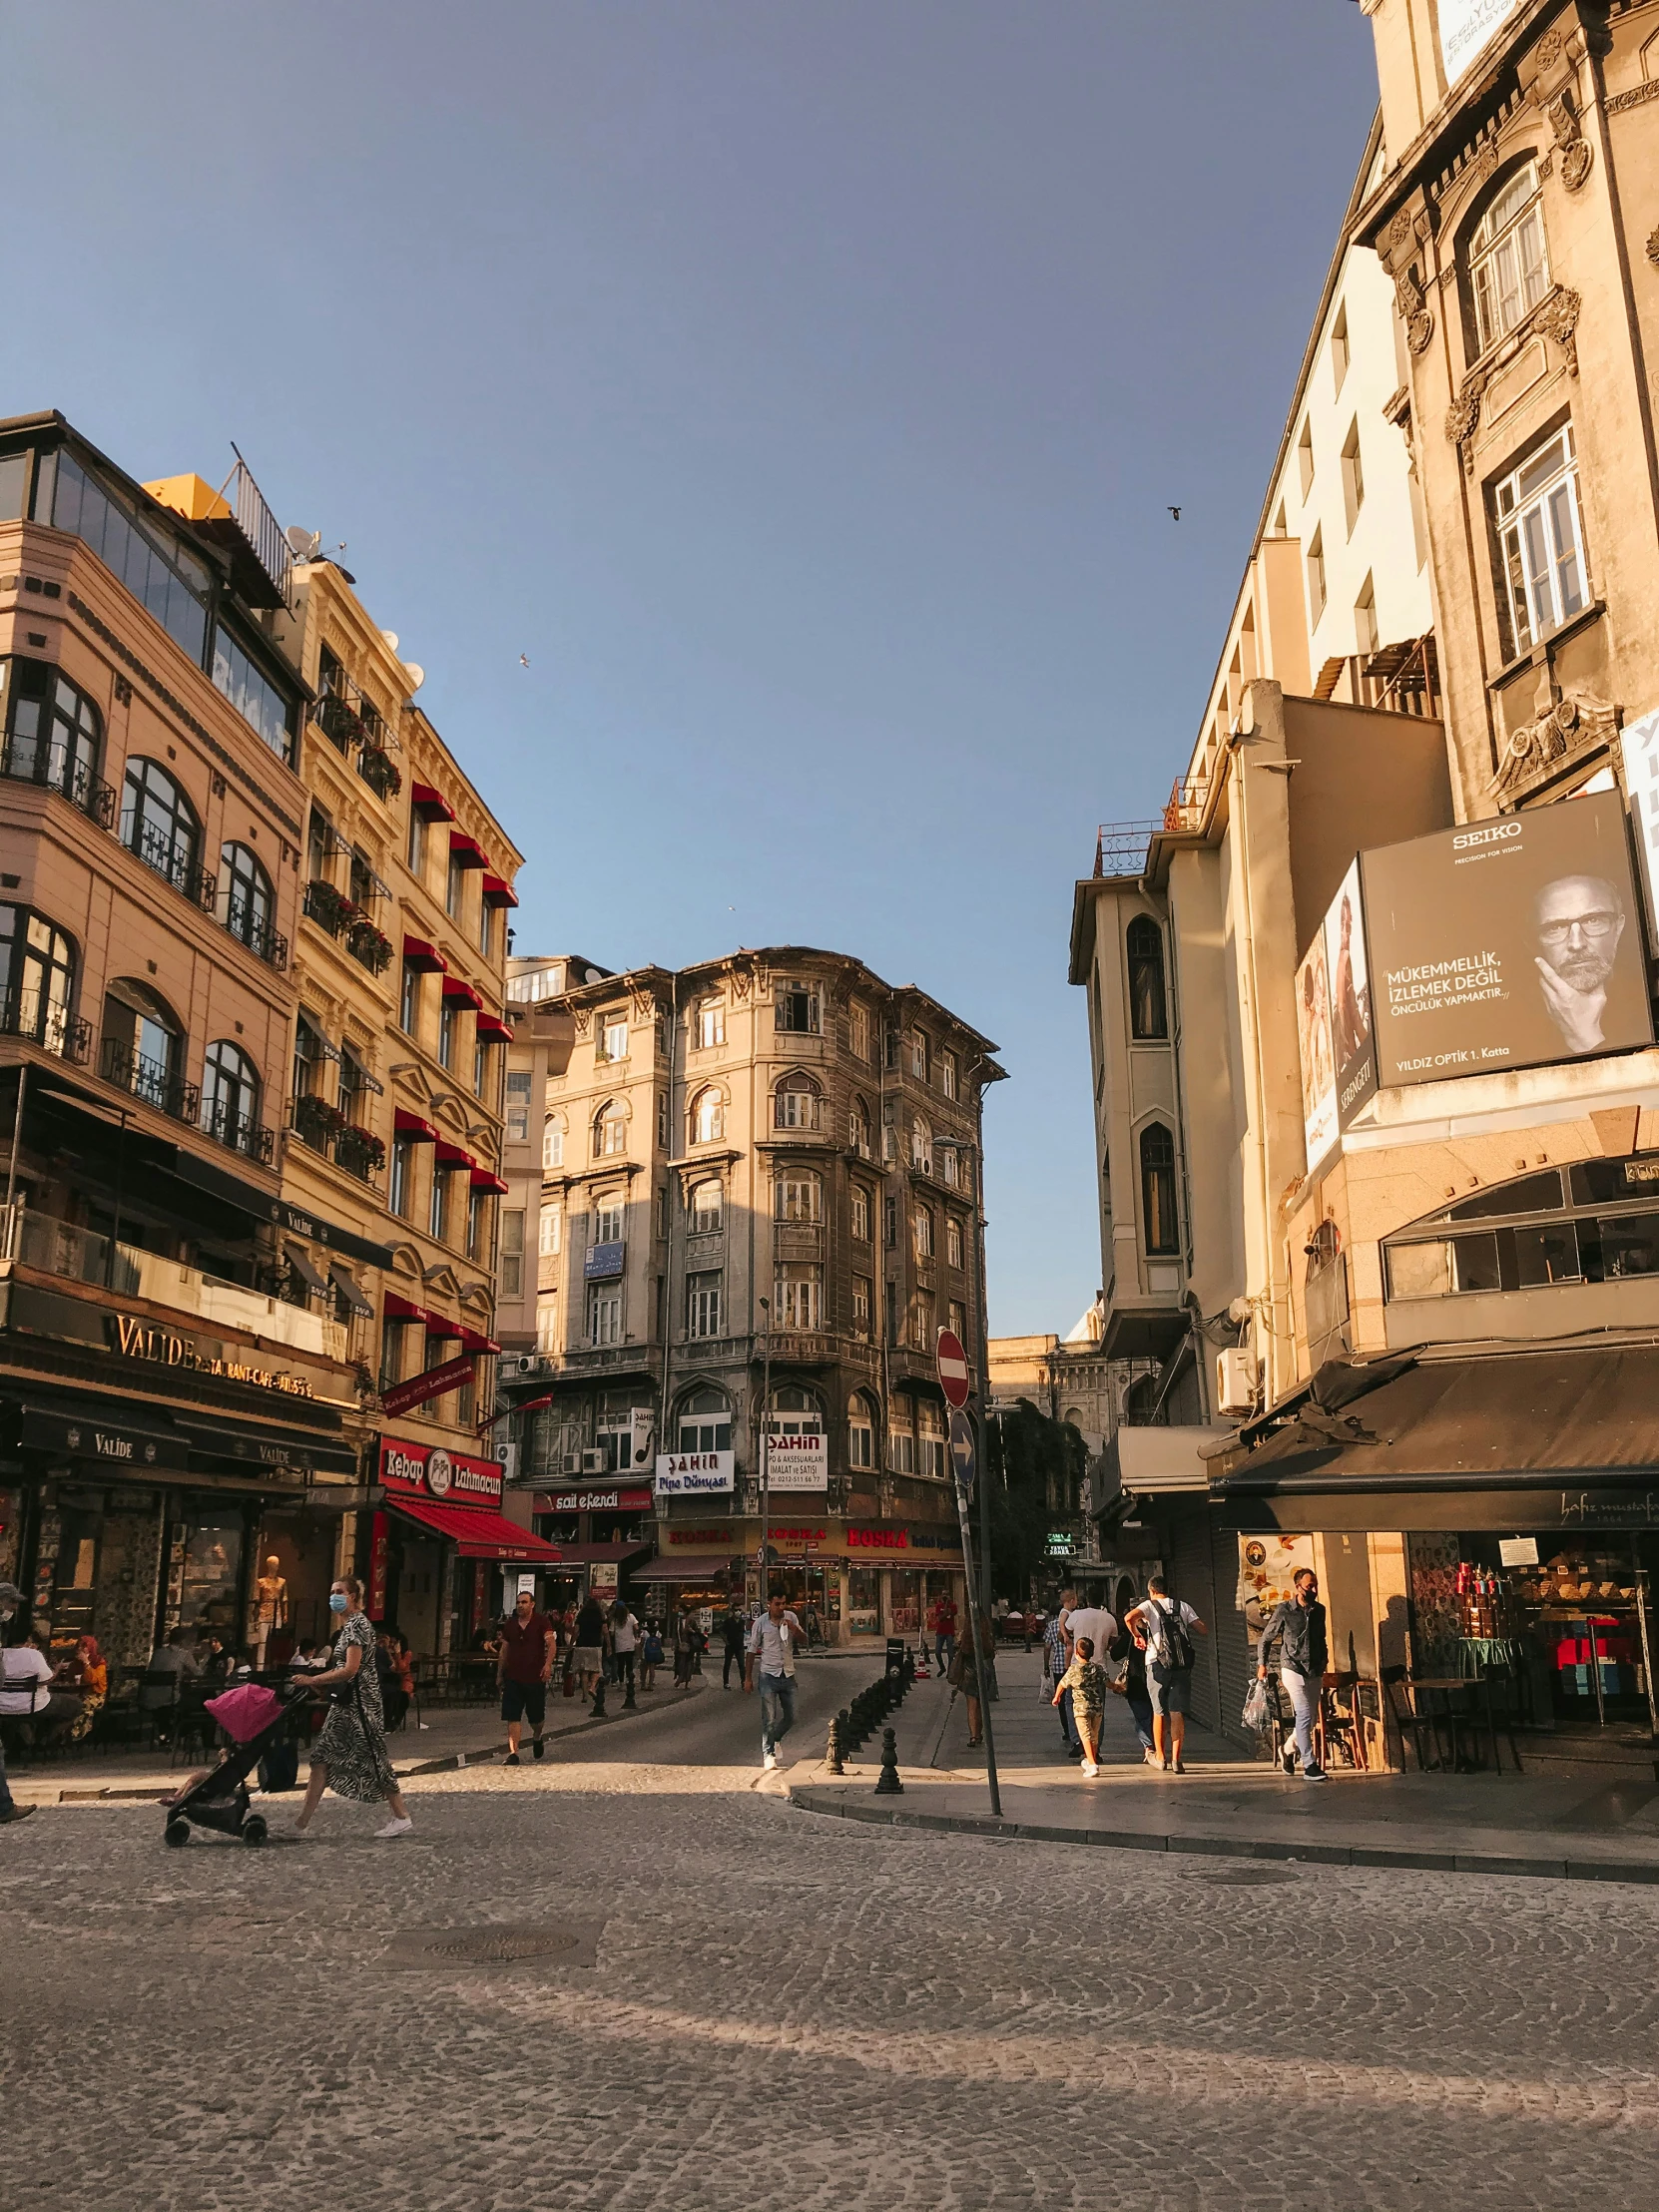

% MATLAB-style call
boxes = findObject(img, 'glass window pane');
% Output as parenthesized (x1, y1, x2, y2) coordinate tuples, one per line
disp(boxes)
(1449, 1232, 1501, 1293)
(1511, 1222, 1580, 1287)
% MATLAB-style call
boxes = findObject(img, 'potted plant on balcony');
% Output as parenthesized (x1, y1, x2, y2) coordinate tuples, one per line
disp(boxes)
(345, 916, 394, 974)
(303, 878, 359, 937)
(334, 1123, 386, 1179)
(292, 1093, 348, 1150)
(314, 693, 364, 752)
(357, 741, 402, 802)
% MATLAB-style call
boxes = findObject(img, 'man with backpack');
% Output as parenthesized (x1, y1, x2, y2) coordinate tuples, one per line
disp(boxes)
(1124, 1576, 1207, 1774)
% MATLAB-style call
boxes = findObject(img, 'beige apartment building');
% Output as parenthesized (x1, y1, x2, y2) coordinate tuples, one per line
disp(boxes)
(499, 945, 1002, 1641)
(1077, 3, 1659, 1765)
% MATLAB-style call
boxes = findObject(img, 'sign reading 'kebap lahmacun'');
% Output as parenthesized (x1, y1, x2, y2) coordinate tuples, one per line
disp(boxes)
(1360, 792, 1653, 1090)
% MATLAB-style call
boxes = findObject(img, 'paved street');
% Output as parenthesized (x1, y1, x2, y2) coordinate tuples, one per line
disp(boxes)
(5, 1655, 1659, 2210)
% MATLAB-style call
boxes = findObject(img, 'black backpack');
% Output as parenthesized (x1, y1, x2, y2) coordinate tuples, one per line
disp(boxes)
(1158, 1597, 1195, 1672)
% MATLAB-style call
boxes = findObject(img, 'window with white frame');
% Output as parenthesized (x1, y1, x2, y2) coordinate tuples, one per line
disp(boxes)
(506, 1068, 532, 1143)
(691, 1177, 724, 1233)
(848, 1000, 870, 1062)
(597, 1009, 629, 1063)
(851, 1276, 872, 1340)
(917, 1399, 946, 1480)
(775, 1170, 823, 1224)
(940, 1146, 958, 1189)
(594, 1099, 627, 1157)
(912, 1204, 933, 1261)
(909, 1028, 929, 1081)
(774, 1076, 821, 1130)
(678, 1387, 733, 1453)
(850, 1184, 870, 1242)
(1496, 425, 1588, 653)
(909, 1290, 934, 1351)
(693, 1088, 724, 1144)
(1307, 526, 1326, 619)
(848, 1390, 875, 1467)
(543, 1119, 564, 1169)
(910, 1114, 931, 1173)
(887, 1399, 914, 1473)
(1470, 161, 1548, 355)
(594, 1193, 625, 1244)
(686, 1271, 723, 1339)
(848, 1096, 870, 1156)
(939, 1049, 957, 1101)
(536, 1294, 558, 1353)
(1331, 299, 1350, 393)
(946, 1215, 964, 1270)
(697, 996, 725, 1049)
(1297, 417, 1314, 499)
(773, 1264, 822, 1332)
(501, 1209, 524, 1297)
(586, 1284, 621, 1345)
(948, 1299, 967, 1345)
(1341, 419, 1365, 535)
(539, 1202, 563, 1256)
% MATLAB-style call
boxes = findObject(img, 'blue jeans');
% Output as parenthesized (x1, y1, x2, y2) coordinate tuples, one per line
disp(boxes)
(1283, 1666, 1320, 1773)
(1125, 1688, 1155, 1752)
(759, 1671, 796, 1757)
(0, 1736, 13, 1816)
(935, 1633, 955, 1674)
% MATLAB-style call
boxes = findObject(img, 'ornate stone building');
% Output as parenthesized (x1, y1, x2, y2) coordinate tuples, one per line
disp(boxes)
(502, 944, 1003, 1642)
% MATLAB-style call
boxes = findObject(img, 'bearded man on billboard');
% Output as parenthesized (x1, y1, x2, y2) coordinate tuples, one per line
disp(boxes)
(1533, 874, 1627, 1053)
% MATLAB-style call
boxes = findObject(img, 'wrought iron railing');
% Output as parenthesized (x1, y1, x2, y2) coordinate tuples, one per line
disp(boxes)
(0, 737, 117, 830)
(0, 994, 91, 1064)
(222, 445, 294, 606)
(202, 1096, 275, 1165)
(99, 1036, 200, 1124)
(124, 819, 216, 911)
(223, 892, 288, 971)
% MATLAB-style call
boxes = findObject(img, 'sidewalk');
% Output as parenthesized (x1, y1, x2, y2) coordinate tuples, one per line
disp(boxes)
(790, 1649, 1659, 1884)
(5, 1673, 708, 1806)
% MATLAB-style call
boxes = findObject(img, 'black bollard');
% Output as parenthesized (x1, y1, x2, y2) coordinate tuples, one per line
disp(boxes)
(827, 1715, 845, 1775)
(623, 1672, 637, 1712)
(874, 1726, 903, 1796)
(591, 1672, 608, 1719)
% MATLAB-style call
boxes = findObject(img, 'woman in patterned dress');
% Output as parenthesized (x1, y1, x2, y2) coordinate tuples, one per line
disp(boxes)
(292, 1578, 414, 1841)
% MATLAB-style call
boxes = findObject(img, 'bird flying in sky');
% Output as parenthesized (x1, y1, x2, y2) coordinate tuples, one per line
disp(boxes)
(1168, 506, 1181, 521)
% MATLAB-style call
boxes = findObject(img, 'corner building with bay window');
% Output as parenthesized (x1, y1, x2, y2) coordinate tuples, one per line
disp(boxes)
(500, 945, 1004, 1639)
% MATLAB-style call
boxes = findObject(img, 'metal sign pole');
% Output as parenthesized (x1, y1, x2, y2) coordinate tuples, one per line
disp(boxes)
(949, 1408, 1001, 1820)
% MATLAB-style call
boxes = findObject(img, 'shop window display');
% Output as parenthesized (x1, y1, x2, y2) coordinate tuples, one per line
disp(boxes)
(889, 1568, 920, 1635)
(171, 1519, 245, 1639)
(846, 1565, 881, 1635)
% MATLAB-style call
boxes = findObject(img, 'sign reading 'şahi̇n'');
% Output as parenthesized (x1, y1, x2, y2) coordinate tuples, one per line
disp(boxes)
(935, 1327, 970, 1408)
(764, 1426, 828, 1491)
(654, 1449, 735, 1495)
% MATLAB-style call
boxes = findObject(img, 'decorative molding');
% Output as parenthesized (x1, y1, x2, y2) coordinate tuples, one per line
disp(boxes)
(1607, 78, 1659, 116)
(1533, 284, 1581, 374)
(1469, 139, 1502, 190)
(1546, 89, 1594, 191)
(1394, 262, 1434, 355)
(1647, 223, 1659, 271)
(630, 985, 657, 1024)
(1445, 368, 1490, 455)
(572, 1006, 592, 1038)
(1533, 27, 1564, 72)
(1490, 691, 1619, 804)
(1445, 285, 1581, 459)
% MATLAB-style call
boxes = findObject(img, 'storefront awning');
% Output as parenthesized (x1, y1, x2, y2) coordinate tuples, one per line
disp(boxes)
(389, 1495, 561, 1561)
(1216, 1347, 1659, 1497)
(328, 1263, 373, 1319)
(169, 1408, 359, 1478)
(19, 1401, 191, 1471)
(630, 1552, 735, 1582)
(393, 1107, 439, 1141)
(284, 1242, 331, 1298)
(540, 1540, 652, 1565)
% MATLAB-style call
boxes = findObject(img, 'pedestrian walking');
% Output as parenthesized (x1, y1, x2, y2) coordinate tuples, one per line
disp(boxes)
(572, 1589, 608, 1700)
(947, 1611, 994, 1746)
(1107, 1620, 1159, 1767)
(497, 1587, 556, 1763)
(1051, 1635, 1109, 1775)
(1256, 1566, 1329, 1781)
(0, 1582, 35, 1827)
(1042, 1592, 1082, 1758)
(609, 1599, 640, 1700)
(1062, 1595, 1118, 1687)
(744, 1590, 802, 1771)
(673, 1604, 699, 1688)
(721, 1606, 747, 1689)
(292, 1577, 414, 1840)
(929, 1592, 958, 1677)
(640, 1619, 664, 1690)
(1124, 1576, 1207, 1774)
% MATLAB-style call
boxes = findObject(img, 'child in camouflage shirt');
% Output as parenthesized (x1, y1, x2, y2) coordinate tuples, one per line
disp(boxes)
(1051, 1636, 1109, 1776)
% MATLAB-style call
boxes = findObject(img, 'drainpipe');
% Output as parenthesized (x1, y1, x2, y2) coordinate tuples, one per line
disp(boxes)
(658, 973, 679, 1469)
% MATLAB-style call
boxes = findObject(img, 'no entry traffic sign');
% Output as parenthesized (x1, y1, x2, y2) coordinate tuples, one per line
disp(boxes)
(935, 1327, 970, 1408)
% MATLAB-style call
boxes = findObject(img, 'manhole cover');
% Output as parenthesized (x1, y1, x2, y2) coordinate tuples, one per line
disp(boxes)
(420, 1929, 579, 1963)
(1184, 1865, 1300, 1887)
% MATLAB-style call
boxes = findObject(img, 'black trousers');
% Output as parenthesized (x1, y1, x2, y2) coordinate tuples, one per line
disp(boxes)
(723, 1644, 744, 1687)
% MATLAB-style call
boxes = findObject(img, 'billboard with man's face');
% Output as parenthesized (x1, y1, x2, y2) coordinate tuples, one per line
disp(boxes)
(1297, 857, 1377, 1177)
(1360, 791, 1652, 1088)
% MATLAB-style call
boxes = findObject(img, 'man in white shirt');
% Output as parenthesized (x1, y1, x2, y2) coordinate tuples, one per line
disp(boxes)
(609, 1602, 641, 1701)
(0, 1583, 33, 1824)
(744, 1592, 803, 1771)
(0, 1629, 80, 1744)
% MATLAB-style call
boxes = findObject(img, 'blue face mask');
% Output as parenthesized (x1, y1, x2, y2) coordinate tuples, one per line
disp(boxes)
(328, 1593, 349, 1615)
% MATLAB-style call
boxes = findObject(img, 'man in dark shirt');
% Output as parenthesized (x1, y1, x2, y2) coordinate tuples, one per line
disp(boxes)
(1257, 1568, 1330, 1782)
(497, 1588, 556, 1764)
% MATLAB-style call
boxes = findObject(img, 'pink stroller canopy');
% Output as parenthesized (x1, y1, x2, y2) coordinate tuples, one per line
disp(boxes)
(204, 1683, 284, 1743)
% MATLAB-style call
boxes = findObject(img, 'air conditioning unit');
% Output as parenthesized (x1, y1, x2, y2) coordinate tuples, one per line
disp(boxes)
(1216, 1347, 1261, 1416)
(503, 1354, 539, 1376)
(560, 1451, 583, 1475)
(580, 1448, 608, 1474)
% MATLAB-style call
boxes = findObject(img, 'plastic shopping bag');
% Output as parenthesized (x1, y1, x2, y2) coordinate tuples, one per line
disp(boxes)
(1241, 1676, 1274, 1732)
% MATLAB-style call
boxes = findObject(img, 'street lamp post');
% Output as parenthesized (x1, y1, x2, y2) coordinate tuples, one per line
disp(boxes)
(759, 1295, 772, 1603)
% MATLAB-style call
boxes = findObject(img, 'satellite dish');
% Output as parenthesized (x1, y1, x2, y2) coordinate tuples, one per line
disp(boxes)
(379, 630, 399, 654)
(584, 967, 605, 984)
(284, 525, 322, 561)
(402, 663, 425, 694)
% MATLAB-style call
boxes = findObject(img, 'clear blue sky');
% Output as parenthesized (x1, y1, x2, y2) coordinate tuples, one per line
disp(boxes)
(5, 3, 1380, 1334)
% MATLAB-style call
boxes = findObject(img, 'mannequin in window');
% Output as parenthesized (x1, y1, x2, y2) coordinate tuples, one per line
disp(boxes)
(255, 1554, 288, 1668)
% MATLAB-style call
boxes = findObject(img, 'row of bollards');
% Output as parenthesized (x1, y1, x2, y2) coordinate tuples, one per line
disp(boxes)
(827, 1651, 917, 1791)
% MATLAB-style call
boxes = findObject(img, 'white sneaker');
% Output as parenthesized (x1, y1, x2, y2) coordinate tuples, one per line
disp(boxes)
(1081, 1760, 1099, 1777)
(374, 1816, 414, 1841)
(1143, 1748, 1161, 1768)
(762, 1750, 778, 1771)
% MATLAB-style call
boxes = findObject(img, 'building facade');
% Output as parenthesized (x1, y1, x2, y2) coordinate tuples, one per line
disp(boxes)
(501, 945, 1003, 1640)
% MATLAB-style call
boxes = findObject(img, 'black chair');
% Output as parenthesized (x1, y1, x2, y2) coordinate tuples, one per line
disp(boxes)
(170, 1685, 215, 1768)
(1478, 1665, 1524, 1774)
(136, 1671, 181, 1749)
(1381, 1665, 1440, 1770)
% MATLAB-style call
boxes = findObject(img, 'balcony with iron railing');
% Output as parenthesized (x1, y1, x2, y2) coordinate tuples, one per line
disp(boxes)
(288, 1092, 385, 1186)
(0, 989, 92, 1066)
(310, 680, 402, 805)
(0, 1202, 341, 1358)
(202, 1094, 275, 1166)
(99, 1036, 200, 1126)
(301, 880, 393, 975)
(125, 819, 217, 913)
(223, 891, 287, 973)
(0, 734, 117, 830)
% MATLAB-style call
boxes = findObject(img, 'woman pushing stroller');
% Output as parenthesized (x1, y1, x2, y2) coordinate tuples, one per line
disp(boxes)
(292, 1577, 415, 1842)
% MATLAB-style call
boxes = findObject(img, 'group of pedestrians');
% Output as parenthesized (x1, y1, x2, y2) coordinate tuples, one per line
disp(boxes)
(1043, 1578, 1207, 1775)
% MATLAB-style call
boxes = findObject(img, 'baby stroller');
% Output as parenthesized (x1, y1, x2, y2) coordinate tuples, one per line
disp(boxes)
(162, 1680, 311, 1849)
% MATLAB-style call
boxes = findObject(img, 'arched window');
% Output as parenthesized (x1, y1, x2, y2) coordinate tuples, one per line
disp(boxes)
(774, 1074, 821, 1131)
(847, 1389, 877, 1470)
(910, 1114, 931, 1173)
(693, 1087, 724, 1144)
(0, 906, 76, 1056)
(1139, 1121, 1180, 1256)
(121, 759, 201, 897)
(593, 1098, 627, 1159)
(220, 842, 275, 959)
(911, 1203, 933, 1259)
(848, 1095, 870, 1157)
(768, 1382, 824, 1433)
(690, 1178, 724, 1233)
(202, 1039, 263, 1156)
(1469, 160, 1548, 354)
(1, 659, 102, 809)
(775, 1170, 822, 1223)
(1127, 916, 1168, 1040)
(101, 978, 183, 1110)
(677, 1384, 732, 1454)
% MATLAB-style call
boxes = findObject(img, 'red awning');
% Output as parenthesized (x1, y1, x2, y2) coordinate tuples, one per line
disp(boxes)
(535, 1540, 652, 1566)
(389, 1496, 561, 1562)
(470, 1166, 509, 1195)
(382, 1290, 426, 1322)
(440, 975, 485, 1011)
(423, 1310, 463, 1338)
(474, 1013, 514, 1043)
(481, 872, 519, 907)
(410, 783, 455, 822)
(459, 1324, 503, 1356)
(393, 1107, 439, 1141)
(402, 935, 446, 973)
(434, 1138, 472, 1169)
(449, 830, 490, 870)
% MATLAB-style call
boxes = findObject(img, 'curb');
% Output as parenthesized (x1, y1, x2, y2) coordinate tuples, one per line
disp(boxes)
(787, 1784, 1659, 1887)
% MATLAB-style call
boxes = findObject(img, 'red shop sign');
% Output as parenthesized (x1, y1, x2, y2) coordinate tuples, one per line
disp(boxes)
(379, 1435, 503, 1504)
(847, 1527, 908, 1550)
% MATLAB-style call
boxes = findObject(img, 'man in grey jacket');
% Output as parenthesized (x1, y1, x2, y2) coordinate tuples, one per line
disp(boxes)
(1256, 1568, 1329, 1781)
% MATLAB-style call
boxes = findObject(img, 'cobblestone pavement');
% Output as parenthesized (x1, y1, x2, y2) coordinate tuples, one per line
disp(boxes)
(5, 1655, 1659, 2211)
